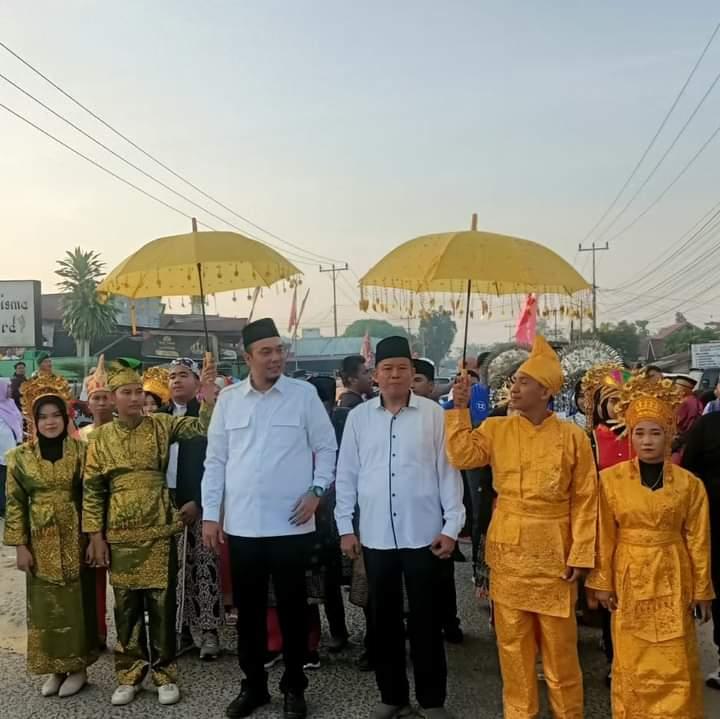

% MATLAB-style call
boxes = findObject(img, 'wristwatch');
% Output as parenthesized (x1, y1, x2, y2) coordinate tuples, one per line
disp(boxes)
(308, 485, 325, 498)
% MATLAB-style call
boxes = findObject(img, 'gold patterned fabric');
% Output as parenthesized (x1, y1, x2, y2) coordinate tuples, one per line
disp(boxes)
(445, 409, 597, 617)
(113, 561, 177, 687)
(586, 461, 714, 718)
(82, 408, 211, 589)
(494, 603, 583, 718)
(3, 438, 99, 674)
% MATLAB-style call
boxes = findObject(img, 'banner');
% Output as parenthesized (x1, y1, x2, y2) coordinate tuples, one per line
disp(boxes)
(0, 280, 42, 348)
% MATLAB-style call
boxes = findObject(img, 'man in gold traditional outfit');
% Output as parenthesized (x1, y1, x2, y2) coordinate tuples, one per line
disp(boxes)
(83, 358, 216, 707)
(445, 336, 597, 719)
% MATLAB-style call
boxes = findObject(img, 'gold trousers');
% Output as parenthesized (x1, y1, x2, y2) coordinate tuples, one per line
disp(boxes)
(113, 585, 177, 687)
(494, 603, 583, 719)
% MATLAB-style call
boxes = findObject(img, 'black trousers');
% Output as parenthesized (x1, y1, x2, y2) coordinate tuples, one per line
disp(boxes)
(322, 547, 348, 640)
(364, 546, 447, 709)
(228, 534, 310, 695)
(713, 586, 720, 663)
(439, 558, 460, 632)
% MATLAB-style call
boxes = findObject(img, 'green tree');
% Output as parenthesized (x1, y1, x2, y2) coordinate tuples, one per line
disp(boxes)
(344, 319, 409, 339)
(55, 248, 117, 372)
(417, 310, 457, 367)
(664, 326, 719, 355)
(594, 321, 641, 361)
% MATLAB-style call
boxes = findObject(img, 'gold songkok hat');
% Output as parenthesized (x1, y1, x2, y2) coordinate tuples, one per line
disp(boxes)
(20, 373, 72, 420)
(142, 366, 171, 405)
(86, 354, 109, 397)
(517, 335, 563, 395)
(613, 375, 683, 436)
(107, 358, 143, 391)
(581, 363, 632, 415)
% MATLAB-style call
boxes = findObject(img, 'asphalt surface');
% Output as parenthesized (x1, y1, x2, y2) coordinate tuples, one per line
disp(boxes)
(1, 545, 718, 718)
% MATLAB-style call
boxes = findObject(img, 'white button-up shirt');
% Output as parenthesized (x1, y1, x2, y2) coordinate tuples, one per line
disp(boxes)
(202, 373, 337, 537)
(335, 393, 465, 550)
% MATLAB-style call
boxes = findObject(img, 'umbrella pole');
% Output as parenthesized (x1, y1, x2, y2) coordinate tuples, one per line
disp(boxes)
(462, 279, 472, 368)
(196, 262, 211, 353)
(462, 212, 478, 368)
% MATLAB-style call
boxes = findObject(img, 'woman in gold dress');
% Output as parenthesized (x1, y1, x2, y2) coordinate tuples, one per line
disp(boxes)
(586, 375, 714, 718)
(3, 374, 99, 698)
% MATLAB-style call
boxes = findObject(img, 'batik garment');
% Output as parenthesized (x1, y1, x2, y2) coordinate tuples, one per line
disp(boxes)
(3, 438, 99, 674)
(175, 519, 223, 631)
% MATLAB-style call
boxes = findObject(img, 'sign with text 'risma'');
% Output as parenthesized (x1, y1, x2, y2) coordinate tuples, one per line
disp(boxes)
(0, 280, 42, 348)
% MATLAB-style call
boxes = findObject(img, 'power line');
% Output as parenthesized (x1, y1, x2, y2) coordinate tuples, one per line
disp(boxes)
(581, 22, 720, 244)
(580, 19, 720, 244)
(0, 71, 324, 267)
(610, 198, 720, 291)
(0, 100, 220, 229)
(604, 118, 720, 244)
(0, 39, 345, 266)
(595, 65, 720, 243)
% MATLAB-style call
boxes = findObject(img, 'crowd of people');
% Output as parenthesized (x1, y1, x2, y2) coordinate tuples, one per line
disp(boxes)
(1, 318, 718, 719)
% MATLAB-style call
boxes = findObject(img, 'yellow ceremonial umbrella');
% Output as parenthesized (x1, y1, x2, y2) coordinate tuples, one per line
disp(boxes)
(360, 214, 590, 363)
(97, 218, 302, 350)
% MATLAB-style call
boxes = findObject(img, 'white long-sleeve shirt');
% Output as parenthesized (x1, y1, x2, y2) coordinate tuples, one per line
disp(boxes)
(335, 393, 465, 550)
(202, 373, 337, 537)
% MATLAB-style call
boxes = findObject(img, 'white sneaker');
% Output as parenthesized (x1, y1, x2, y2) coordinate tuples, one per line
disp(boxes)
(111, 685, 140, 706)
(158, 683, 180, 705)
(707, 669, 720, 690)
(58, 670, 87, 697)
(41, 673, 65, 697)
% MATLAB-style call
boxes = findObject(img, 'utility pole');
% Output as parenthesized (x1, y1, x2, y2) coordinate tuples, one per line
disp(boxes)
(319, 263, 349, 337)
(578, 242, 609, 334)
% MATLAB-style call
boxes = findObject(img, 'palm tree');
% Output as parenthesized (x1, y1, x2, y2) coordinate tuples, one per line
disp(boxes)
(55, 248, 117, 372)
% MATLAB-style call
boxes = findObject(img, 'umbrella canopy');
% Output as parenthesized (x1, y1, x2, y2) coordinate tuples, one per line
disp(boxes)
(360, 230, 589, 297)
(359, 224, 591, 364)
(97, 230, 301, 299)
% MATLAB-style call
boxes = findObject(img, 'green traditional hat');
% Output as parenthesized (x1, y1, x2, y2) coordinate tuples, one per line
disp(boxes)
(107, 358, 143, 391)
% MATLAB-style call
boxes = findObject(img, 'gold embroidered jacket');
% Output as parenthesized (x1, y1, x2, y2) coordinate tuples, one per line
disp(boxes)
(82, 408, 212, 543)
(3, 438, 86, 585)
(586, 460, 714, 642)
(445, 409, 598, 617)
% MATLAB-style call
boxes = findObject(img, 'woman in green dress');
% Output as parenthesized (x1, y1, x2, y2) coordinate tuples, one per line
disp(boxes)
(3, 374, 99, 697)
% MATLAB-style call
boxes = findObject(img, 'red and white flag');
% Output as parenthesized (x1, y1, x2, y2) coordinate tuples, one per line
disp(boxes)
(288, 286, 298, 333)
(361, 330, 374, 367)
(515, 293, 537, 345)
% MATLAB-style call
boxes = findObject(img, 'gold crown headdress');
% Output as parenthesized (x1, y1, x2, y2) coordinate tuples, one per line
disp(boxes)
(612, 375, 683, 437)
(142, 366, 171, 405)
(20, 373, 73, 421)
(580, 363, 631, 417)
(86, 354, 109, 397)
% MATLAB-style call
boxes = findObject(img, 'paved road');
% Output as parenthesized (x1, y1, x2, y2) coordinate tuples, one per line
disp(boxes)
(0, 545, 718, 718)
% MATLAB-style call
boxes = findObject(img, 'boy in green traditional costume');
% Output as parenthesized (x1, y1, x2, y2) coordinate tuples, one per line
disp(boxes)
(83, 358, 217, 707)
(4, 373, 100, 698)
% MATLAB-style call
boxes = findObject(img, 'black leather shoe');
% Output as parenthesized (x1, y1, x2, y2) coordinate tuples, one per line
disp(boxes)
(444, 624, 464, 644)
(283, 691, 307, 719)
(226, 684, 271, 718)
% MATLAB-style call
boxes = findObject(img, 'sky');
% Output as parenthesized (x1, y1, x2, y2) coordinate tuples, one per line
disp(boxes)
(2, 1, 720, 348)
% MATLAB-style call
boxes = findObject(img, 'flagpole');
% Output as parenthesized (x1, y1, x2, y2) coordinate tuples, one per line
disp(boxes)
(247, 287, 261, 324)
(291, 289, 311, 371)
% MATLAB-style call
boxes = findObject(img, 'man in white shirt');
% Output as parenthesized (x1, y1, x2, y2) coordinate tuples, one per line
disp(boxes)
(202, 318, 337, 719)
(335, 336, 465, 719)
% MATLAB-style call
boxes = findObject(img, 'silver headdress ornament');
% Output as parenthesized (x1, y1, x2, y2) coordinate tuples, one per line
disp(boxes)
(559, 340, 624, 395)
(480, 343, 531, 389)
